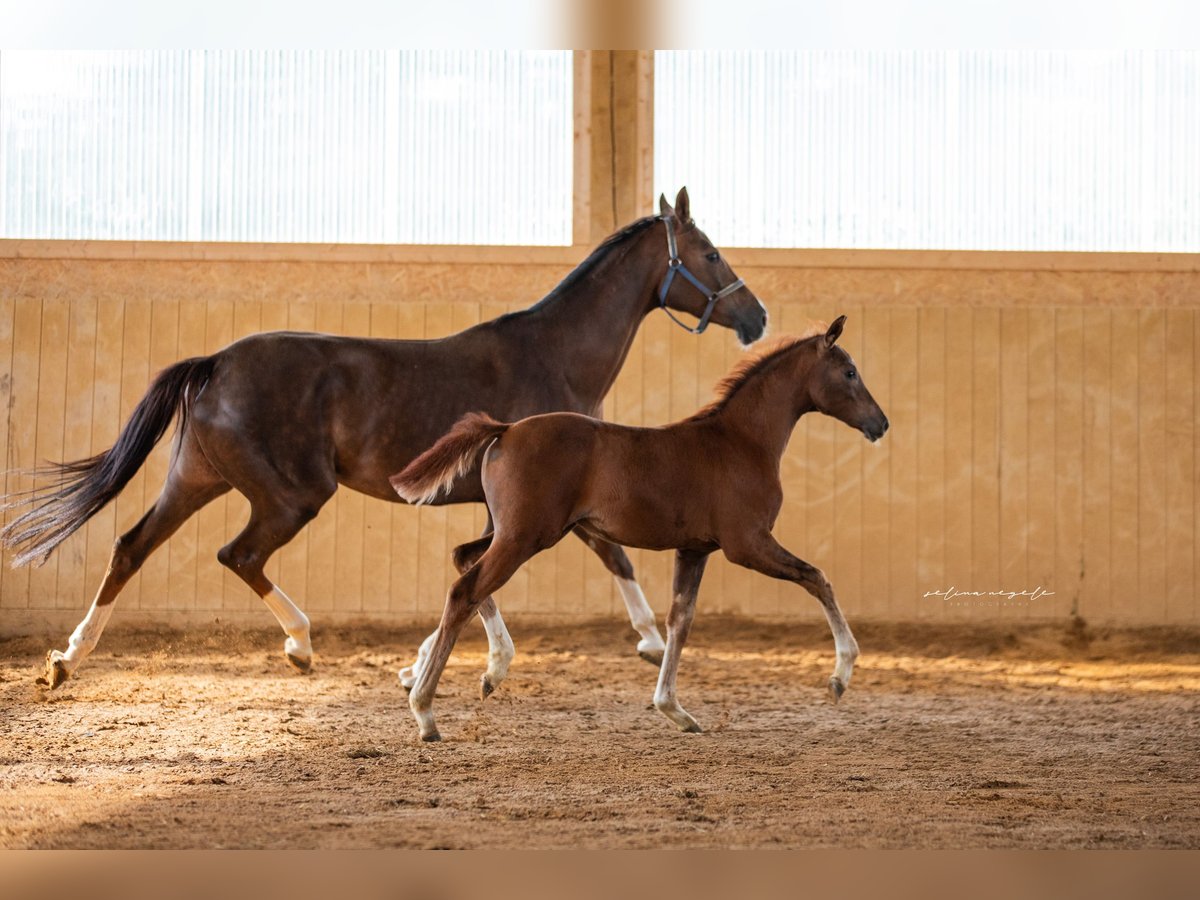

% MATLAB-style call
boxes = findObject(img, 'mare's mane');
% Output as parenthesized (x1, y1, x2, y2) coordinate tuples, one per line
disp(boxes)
(498, 216, 664, 322)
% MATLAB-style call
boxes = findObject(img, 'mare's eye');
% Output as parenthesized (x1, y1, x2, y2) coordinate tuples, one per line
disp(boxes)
(847, 369, 857, 381)
(706, 251, 720, 262)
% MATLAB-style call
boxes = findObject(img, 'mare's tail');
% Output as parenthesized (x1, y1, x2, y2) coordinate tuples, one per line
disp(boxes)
(390, 412, 510, 506)
(1, 356, 216, 567)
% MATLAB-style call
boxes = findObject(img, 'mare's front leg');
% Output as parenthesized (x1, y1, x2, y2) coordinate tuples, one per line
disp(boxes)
(652, 549, 710, 733)
(572, 528, 666, 665)
(726, 535, 859, 701)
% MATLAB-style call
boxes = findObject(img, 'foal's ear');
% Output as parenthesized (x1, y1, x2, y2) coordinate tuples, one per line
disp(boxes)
(674, 186, 691, 223)
(659, 193, 674, 218)
(823, 315, 847, 349)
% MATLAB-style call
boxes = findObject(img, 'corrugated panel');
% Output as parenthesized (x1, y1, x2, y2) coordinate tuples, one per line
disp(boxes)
(1, 255, 1197, 627)
(0, 50, 572, 245)
(655, 51, 1200, 251)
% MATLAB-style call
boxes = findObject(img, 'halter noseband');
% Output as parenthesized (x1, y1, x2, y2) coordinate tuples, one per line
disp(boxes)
(656, 215, 746, 335)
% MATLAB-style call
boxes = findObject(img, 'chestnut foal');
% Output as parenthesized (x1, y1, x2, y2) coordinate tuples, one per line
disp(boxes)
(391, 316, 888, 741)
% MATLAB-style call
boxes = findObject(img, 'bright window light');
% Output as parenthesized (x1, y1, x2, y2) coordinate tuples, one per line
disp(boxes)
(655, 51, 1200, 252)
(0, 50, 573, 245)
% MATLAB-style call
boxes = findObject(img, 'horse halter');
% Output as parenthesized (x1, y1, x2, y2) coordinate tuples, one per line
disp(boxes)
(656, 215, 746, 335)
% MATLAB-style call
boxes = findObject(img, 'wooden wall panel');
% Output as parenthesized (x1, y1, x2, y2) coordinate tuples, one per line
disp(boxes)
(1, 255, 1198, 634)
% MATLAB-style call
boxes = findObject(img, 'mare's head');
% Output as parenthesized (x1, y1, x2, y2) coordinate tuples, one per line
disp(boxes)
(657, 187, 767, 345)
(807, 316, 889, 442)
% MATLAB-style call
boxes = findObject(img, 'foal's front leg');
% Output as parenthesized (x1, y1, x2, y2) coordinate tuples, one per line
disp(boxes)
(727, 535, 859, 701)
(652, 549, 710, 733)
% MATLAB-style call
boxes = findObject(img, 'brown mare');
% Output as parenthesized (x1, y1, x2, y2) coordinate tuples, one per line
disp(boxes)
(2, 188, 767, 690)
(391, 316, 888, 741)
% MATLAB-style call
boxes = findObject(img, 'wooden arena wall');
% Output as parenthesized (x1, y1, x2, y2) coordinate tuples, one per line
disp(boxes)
(0, 249, 1196, 633)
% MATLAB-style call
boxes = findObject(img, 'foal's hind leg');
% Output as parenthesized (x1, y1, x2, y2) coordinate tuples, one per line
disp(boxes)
(652, 550, 710, 733)
(409, 538, 532, 741)
(41, 440, 229, 687)
(727, 535, 859, 701)
(573, 528, 666, 665)
(398, 531, 513, 699)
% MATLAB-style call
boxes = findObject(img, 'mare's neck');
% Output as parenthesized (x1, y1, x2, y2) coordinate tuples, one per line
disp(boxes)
(524, 226, 663, 408)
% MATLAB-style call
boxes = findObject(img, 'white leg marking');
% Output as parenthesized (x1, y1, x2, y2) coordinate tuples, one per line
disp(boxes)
(616, 576, 666, 660)
(263, 587, 312, 665)
(479, 598, 514, 697)
(653, 596, 701, 733)
(57, 601, 116, 675)
(399, 630, 436, 690)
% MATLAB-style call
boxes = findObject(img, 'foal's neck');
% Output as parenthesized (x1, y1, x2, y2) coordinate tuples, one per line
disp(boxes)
(527, 227, 662, 407)
(716, 344, 818, 461)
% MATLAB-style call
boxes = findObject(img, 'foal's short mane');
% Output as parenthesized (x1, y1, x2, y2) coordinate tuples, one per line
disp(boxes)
(689, 333, 822, 420)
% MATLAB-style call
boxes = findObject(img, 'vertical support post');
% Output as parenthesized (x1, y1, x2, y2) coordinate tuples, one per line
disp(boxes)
(573, 50, 655, 249)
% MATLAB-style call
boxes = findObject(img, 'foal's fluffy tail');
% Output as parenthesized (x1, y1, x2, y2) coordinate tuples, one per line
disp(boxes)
(1, 356, 216, 568)
(391, 412, 510, 505)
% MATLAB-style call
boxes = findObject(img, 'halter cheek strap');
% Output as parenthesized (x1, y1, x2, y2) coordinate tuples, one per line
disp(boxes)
(657, 215, 747, 335)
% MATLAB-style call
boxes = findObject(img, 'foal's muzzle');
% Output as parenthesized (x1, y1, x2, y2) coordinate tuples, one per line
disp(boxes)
(863, 415, 890, 443)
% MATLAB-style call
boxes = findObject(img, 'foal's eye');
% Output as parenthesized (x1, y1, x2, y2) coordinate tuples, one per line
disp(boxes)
(847, 369, 857, 381)
(706, 251, 720, 262)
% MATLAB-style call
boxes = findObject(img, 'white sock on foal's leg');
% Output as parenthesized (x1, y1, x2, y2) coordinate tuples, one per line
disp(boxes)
(262, 587, 312, 671)
(478, 600, 514, 699)
(616, 577, 666, 663)
(399, 631, 436, 690)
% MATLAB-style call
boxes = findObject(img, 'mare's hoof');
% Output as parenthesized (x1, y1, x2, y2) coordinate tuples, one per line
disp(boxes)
(828, 677, 846, 703)
(480, 675, 495, 700)
(420, 731, 442, 743)
(638, 648, 665, 666)
(36, 651, 70, 690)
(681, 721, 703, 734)
(286, 653, 313, 674)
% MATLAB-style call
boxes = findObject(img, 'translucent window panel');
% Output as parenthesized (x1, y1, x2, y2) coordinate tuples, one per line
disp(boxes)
(0, 50, 573, 245)
(655, 51, 1200, 252)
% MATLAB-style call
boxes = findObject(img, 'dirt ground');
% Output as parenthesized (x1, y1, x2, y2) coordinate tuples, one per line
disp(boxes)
(1, 616, 1197, 849)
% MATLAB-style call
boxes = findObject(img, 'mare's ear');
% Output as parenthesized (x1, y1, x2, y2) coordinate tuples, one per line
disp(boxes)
(659, 193, 674, 217)
(823, 315, 847, 350)
(674, 186, 691, 223)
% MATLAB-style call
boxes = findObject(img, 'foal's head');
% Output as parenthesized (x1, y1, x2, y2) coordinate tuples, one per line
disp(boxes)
(807, 316, 890, 442)
(658, 187, 768, 346)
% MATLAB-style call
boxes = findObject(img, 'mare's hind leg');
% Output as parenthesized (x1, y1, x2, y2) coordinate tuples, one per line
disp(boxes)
(652, 550, 710, 733)
(199, 434, 335, 672)
(216, 493, 332, 672)
(573, 528, 666, 665)
(41, 437, 230, 687)
(726, 535, 859, 701)
(398, 532, 512, 698)
(409, 537, 533, 742)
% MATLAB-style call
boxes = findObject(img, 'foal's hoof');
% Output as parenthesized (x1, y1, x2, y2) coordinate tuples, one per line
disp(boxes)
(420, 731, 442, 743)
(36, 651, 70, 690)
(828, 677, 846, 703)
(286, 652, 313, 674)
(681, 721, 704, 734)
(638, 648, 665, 666)
(480, 675, 496, 701)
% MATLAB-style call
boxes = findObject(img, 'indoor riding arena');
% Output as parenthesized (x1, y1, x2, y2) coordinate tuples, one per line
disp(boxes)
(1, 49, 1198, 850)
